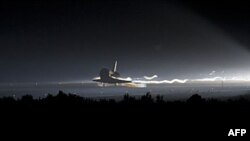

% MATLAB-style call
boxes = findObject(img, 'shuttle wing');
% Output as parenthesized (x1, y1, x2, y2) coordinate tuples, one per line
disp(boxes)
(93, 76, 132, 83)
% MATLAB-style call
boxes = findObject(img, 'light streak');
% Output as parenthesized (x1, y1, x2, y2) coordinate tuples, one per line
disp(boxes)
(194, 77, 225, 81)
(133, 79, 188, 84)
(144, 75, 158, 80)
(209, 70, 216, 75)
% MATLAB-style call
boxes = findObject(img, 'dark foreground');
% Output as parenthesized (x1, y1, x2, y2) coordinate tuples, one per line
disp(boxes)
(1, 91, 249, 139)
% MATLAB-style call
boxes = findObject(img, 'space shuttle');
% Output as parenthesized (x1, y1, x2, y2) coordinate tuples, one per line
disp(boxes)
(93, 61, 132, 83)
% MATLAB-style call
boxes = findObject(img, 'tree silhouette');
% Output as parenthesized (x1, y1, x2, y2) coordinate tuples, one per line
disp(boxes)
(141, 92, 153, 104)
(122, 93, 136, 104)
(0, 91, 249, 115)
(21, 95, 34, 103)
(187, 94, 205, 104)
(156, 95, 164, 104)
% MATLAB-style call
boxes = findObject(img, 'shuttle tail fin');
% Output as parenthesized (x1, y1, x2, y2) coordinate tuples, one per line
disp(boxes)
(112, 61, 117, 72)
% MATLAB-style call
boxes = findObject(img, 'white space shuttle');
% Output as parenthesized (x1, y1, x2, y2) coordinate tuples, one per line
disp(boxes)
(93, 61, 132, 84)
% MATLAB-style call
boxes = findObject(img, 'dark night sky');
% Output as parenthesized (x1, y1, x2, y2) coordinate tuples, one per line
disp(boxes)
(1, 0, 250, 82)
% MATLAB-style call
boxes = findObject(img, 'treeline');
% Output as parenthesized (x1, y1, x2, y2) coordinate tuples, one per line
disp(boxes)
(0, 90, 250, 114)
